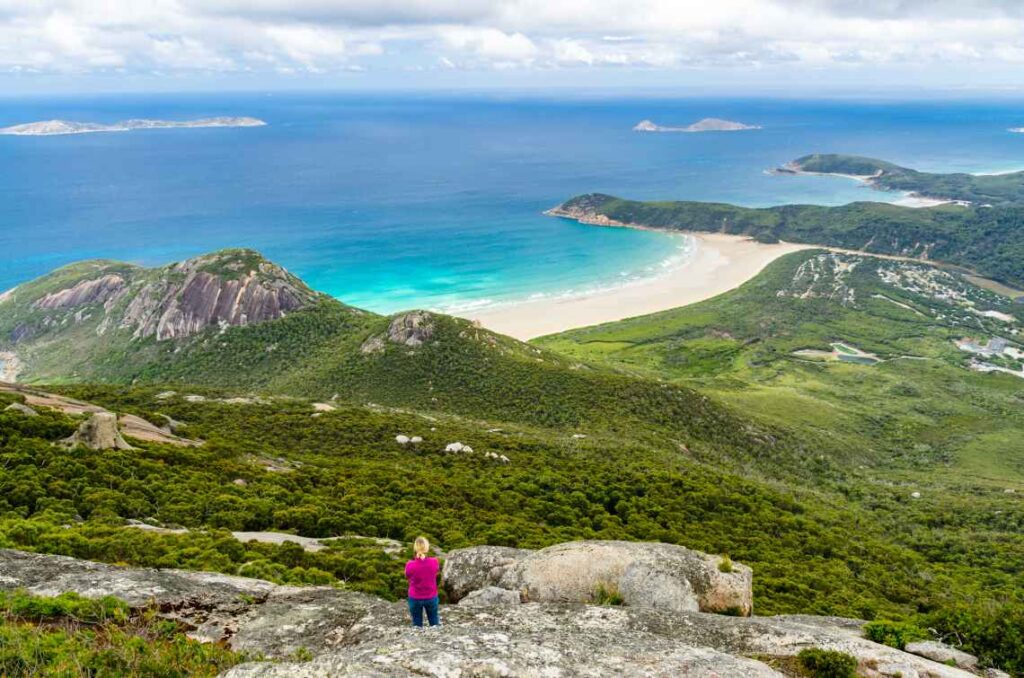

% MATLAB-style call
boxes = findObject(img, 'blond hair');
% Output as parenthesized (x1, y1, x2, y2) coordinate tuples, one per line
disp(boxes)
(413, 536, 430, 559)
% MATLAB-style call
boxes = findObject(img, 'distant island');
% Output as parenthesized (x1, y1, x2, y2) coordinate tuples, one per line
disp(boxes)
(1011, 127, 1024, 133)
(0, 117, 267, 136)
(633, 118, 761, 133)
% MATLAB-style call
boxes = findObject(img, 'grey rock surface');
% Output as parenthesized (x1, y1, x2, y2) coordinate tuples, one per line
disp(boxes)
(122, 255, 315, 341)
(0, 548, 980, 678)
(441, 545, 531, 602)
(905, 640, 978, 670)
(63, 411, 135, 450)
(360, 311, 436, 355)
(4, 401, 38, 416)
(0, 548, 388, 658)
(443, 540, 753, 616)
(457, 585, 522, 608)
(32, 274, 126, 310)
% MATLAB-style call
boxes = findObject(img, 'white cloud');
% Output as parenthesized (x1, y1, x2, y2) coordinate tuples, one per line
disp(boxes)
(437, 26, 538, 63)
(0, 0, 1022, 84)
(265, 25, 347, 70)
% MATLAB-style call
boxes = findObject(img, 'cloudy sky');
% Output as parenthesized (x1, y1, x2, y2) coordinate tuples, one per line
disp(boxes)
(2, 0, 1024, 94)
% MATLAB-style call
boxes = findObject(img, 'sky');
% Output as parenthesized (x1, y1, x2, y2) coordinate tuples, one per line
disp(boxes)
(2, 1, 1024, 95)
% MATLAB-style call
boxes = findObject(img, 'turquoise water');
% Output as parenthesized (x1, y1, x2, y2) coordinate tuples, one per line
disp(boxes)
(2, 94, 1023, 313)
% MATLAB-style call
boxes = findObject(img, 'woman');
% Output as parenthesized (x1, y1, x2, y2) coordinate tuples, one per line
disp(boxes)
(405, 536, 441, 627)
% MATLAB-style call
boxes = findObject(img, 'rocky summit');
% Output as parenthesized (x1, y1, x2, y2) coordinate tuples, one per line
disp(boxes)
(0, 546, 983, 678)
(0, 249, 320, 381)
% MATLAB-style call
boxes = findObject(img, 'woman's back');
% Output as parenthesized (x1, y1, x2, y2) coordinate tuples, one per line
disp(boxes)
(405, 556, 439, 599)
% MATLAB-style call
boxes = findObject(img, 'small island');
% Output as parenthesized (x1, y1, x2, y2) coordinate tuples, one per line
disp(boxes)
(1011, 127, 1024, 133)
(633, 118, 761, 133)
(0, 117, 267, 136)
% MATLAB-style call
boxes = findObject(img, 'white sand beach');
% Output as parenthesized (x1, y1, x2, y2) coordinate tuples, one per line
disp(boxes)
(462, 233, 812, 340)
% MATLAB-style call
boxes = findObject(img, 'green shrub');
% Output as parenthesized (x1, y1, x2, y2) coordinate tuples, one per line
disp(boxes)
(593, 583, 624, 606)
(0, 591, 248, 677)
(864, 620, 928, 650)
(925, 601, 1024, 675)
(797, 648, 857, 678)
(718, 555, 734, 573)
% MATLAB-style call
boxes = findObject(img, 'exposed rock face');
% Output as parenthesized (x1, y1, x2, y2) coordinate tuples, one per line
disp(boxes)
(443, 540, 753, 616)
(2, 250, 318, 348)
(458, 585, 521, 608)
(545, 193, 628, 228)
(122, 255, 316, 341)
(0, 548, 386, 659)
(361, 311, 435, 354)
(441, 545, 532, 602)
(118, 413, 203, 447)
(32, 274, 126, 310)
(63, 412, 135, 450)
(905, 640, 979, 670)
(0, 548, 978, 678)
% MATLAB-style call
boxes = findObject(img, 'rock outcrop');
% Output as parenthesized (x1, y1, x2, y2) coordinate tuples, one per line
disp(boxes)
(121, 253, 316, 341)
(906, 640, 979, 670)
(4, 401, 38, 416)
(2, 250, 319, 348)
(63, 412, 135, 450)
(386, 311, 434, 347)
(443, 540, 753, 616)
(118, 413, 203, 447)
(0, 547, 979, 678)
(0, 548, 387, 659)
(32, 274, 127, 310)
(361, 311, 435, 354)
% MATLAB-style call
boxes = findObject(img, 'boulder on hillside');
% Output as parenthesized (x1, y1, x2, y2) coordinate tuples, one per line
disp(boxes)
(4, 402, 38, 416)
(457, 585, 521, 608)
(62, 412, 135, 450)
(441, 545, 531, 602)
(443, 540, 753, 616)
(361, 311, 436, 355)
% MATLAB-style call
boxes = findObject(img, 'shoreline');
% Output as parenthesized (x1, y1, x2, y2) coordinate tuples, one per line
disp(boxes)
(773, 165, 956, 208)
(461, 232, 811, 340)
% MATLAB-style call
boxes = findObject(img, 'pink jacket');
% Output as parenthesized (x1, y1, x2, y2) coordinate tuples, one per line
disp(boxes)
(405, 557, 439, 599)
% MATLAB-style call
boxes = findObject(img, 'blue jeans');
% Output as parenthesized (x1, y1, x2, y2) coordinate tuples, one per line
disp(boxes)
(408, 595, 440, 627)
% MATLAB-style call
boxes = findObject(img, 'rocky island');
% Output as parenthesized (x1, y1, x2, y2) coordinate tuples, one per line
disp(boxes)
(0, 116, 267, 136)
(633, 117, 762, 132)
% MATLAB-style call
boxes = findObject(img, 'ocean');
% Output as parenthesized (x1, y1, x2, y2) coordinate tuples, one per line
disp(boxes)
(2, 93, 1023, 314)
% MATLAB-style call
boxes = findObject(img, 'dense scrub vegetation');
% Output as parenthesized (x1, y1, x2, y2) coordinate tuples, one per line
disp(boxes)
(556, 191, 1024, 288)
(0, 590, 246, 677)
(540, 250, 1024, 674)
(1, 373, 1022, 673)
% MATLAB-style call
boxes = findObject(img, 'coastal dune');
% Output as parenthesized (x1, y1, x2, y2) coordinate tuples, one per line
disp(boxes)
(463, 233, 811, 340)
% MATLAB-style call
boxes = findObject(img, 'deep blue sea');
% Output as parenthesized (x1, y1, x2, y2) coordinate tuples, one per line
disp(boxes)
(2, 93, 1023, 313)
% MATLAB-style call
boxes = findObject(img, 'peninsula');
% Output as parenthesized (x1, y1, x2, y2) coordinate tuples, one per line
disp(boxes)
(0, 116, 267, 136)
(549, 152, 1024, 290)
(633, 117, 761, 133)
(774, 153, 1024, 206)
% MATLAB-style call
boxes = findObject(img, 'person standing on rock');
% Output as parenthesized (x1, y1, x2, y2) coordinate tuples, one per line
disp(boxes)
(405, 536, 441, 627)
